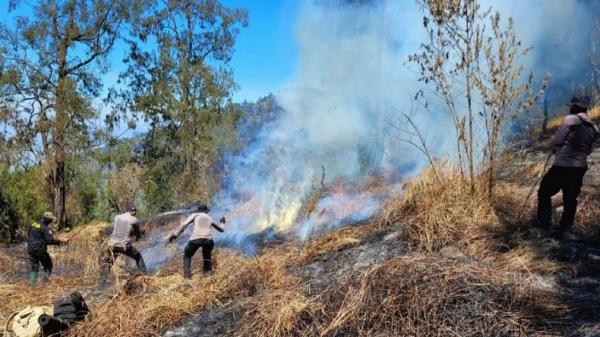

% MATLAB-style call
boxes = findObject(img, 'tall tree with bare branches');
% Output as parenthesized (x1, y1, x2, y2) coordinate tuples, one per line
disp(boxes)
(410, 0, 545, 197)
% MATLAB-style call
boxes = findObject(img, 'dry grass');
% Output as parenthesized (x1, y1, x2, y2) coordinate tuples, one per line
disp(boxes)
(294, 225, 372, 266)
(235, 254, 567, 337)
(68, 252, 259, 337)
(494, 244, 562, 276)
(0, 222, 109, 330)
(316, 255, 565, 337)
(1, 148, 598, 336)
(236, 289, 322, 337)
(0, 250, 21, 278)
(380, 166, 500, 256)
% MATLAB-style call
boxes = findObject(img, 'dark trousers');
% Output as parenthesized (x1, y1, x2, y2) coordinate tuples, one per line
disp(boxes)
(29, 250, 53, 275)
(537, 166, 587, 230)
(183, 238, 214, 279)
(98, 245, 147, 286)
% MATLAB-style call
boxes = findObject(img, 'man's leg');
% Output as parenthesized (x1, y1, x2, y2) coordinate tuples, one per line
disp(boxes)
(39, 251, 53, 279)
(183, 240, 201, 279)
(98, 246, 117, 287)
(201, 239, 215, 274)
(559, 167, 587, 232)
(28, 252, 40, 285)
(537, 166, 562, 228)
(124, 246, 147, 274)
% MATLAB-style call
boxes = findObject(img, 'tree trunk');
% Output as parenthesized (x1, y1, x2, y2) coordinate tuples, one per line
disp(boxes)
(49, 0, 75, 229)
(52, 160, 67, 228)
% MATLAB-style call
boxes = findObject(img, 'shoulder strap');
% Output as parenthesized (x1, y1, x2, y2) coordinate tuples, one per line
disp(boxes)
(576, 114, 600, 136)
(576, 114, 590, 126)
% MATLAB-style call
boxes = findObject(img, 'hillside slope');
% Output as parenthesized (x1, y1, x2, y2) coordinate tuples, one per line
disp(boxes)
(1, 115, 600, 337)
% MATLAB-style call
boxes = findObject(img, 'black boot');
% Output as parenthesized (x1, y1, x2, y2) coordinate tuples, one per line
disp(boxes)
(183, 255, 192, 279)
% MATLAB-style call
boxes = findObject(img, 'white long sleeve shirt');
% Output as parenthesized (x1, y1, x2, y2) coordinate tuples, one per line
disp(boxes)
(170, 212, 224, 241)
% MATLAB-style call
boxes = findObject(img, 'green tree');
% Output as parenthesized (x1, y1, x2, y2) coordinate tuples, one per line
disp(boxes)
(0, 0, 144, 228)
(117, 0, 248, 204)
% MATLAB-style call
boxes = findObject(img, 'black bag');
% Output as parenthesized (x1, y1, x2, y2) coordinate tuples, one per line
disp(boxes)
(39, 291, 89, 337)
(52, 291, 89, 325)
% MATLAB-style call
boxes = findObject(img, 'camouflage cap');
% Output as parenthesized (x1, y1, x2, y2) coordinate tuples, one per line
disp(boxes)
(43, 211, 57, 221)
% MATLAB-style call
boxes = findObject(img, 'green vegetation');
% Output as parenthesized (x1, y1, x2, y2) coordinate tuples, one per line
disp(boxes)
(0, 0, 252, 243)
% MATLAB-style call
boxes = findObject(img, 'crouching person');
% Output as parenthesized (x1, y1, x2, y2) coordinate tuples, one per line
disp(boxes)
(166, 204, 225, 278)
(98, 206, 147, 287)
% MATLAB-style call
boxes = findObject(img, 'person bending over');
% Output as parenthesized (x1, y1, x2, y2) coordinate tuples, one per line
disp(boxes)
(98, 206, 146, 287)
(167, 204, 225, 278)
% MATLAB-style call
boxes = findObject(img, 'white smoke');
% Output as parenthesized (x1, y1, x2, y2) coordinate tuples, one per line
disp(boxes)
(212, 0, 598, 250)
(491, 0, 596, 84)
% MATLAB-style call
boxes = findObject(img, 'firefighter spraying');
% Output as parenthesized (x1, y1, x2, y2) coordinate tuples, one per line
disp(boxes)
(166, 204, 225, 279)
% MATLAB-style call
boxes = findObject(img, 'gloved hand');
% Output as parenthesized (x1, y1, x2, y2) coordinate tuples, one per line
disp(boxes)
(220, 216, 226, 224)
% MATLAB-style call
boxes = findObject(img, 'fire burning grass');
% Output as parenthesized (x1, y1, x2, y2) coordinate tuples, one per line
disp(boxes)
(1, 153, 599, 336)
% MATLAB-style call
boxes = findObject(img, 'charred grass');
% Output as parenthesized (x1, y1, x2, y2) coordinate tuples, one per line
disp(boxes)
(1, 154, 599, 336)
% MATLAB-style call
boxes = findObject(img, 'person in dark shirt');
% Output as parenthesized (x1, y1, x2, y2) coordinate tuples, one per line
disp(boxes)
(537, 96, 600, 239)
(27, 212, 68, 284)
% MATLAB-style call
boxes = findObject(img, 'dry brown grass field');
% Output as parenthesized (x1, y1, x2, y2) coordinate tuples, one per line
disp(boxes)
(1, 116, 600, 337)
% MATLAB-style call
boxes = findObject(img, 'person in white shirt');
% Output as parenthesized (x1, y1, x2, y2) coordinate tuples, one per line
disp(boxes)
(166, 204, 225, 278)
(98, 206, 146, 287)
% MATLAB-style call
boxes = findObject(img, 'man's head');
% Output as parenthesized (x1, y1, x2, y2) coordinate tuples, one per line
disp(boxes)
(41, 211, 56, 225)
(126, 206, 137, 216)
(197, 204, 209, 213)
(569, 96, 591, 114)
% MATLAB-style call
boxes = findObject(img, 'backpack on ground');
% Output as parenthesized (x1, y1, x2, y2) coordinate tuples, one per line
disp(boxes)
(3, 306, 53, 337)
(38, 291, 89, 336)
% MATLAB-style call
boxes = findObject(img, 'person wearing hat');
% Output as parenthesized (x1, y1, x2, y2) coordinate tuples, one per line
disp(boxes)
(98, 206, 147, 287)
(166, 204, 225, 279)
(27, 211, 69, 284)
(537, 96, 600, 238)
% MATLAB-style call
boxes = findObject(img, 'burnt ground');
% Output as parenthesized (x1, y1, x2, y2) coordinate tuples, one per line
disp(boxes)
(163, 229, 407, 337)
(162, 150, 600, 337)
(3, 149, 600, 336)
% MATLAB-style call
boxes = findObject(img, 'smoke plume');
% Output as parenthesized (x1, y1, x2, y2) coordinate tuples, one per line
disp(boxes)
(208, 0, 599, 251)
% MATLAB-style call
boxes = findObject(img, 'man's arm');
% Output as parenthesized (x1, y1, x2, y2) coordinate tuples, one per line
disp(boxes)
(211, 217, 226, 233)
(167, 213, 196, 242)
(44, 227, 63, 246)
(131, 221, 143, 241)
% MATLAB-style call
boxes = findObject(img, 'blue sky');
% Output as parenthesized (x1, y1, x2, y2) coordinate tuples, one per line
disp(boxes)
(0, 0, 301, 104)
(222, 0, 300, 102)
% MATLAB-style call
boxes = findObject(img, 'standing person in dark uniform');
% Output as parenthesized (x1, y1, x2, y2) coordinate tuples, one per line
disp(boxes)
(97, 206, 147, 287)
(27, 211, 68, 284)
(166, 204, 225, 279)
(537, 96, 600, 239)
